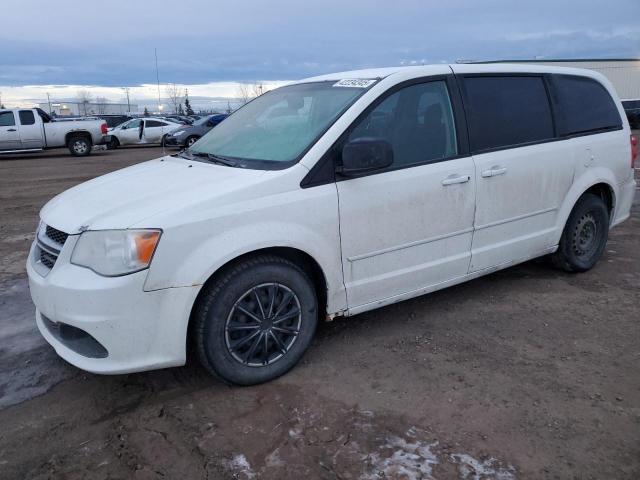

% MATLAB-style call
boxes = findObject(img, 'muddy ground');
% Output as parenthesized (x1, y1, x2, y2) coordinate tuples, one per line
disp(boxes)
(0, 145, 638, 479)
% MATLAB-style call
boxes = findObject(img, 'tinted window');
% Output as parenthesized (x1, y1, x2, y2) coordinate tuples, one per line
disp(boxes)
(463, 76, 554, 152)
(19, 110, 36, 125)
(552, 75, 621, 136)
(0, 111, 15, 127)
(146, 120, 165, 127)
(348, 81, 457, 167)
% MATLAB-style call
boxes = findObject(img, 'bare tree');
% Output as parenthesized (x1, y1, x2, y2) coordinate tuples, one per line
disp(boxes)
(250, 83, 264, 98)
(95, 96, 109, 115)
(236, 82, 267, 106)
(165, 83, 183, 114)
(76, 90, 92, 116)
(236, 83, 251, 105)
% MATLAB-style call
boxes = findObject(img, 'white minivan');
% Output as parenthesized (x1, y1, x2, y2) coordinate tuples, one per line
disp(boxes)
(27, 64, 637, 385)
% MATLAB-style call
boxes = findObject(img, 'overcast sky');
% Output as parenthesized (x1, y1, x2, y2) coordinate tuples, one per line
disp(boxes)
(1, 0, 638, 107)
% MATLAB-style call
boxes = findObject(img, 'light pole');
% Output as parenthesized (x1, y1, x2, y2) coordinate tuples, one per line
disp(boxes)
(122, 87, 131, 113)
(155, 48, 162, 112)
(46, 92, 52, 114)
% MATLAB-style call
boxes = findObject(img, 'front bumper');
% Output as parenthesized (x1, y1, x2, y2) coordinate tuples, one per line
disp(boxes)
(26, 236, 199, 374)
(163, 135, 185, 147)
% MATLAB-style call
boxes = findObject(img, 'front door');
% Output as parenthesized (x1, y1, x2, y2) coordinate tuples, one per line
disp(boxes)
(142, 119, 166, 143)
(457, 74, 575, 271)
(0, 111, 21, 150)
(119, 119, 143, 145)
(337, 78, 476, 309)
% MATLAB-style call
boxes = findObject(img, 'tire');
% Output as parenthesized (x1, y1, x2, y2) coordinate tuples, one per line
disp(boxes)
(107, 137, 119, 150)
(67, 135, 92, 156)
(551, 193, 609, 272)
(193, 255, 318, 385)
(185, 136, 199, 148)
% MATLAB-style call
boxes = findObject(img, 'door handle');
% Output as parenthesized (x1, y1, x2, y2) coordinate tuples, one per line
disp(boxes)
(7, 129, 16, 132)
(481, 166, 507, 178)
(441, 174, 471, 186)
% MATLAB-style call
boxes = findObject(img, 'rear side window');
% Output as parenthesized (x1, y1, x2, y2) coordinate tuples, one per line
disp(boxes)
(146, 120, 165, 127)
(552, 75, 621, 136)
(0, 111, 15, 127)
(462, 76, 554, 152)
(19, 110, 36, 125)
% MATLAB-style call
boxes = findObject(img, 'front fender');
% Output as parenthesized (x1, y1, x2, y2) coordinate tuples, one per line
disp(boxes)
(144, 219, 347, 314)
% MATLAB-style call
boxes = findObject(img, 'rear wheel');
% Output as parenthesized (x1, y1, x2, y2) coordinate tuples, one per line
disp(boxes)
(185, 136, 199, 148)
(67, 135, 92, 156)
(551, 193, 609, 272)
(193, 255, 318, 385)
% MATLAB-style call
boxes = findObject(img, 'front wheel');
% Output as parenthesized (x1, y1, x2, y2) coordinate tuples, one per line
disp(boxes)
(107, 137, 119, 150)
(67, 135, 92, 156)
(193, 255, 318, 385)
(185, 136, 199, 148)
(551, 193, 609, 272)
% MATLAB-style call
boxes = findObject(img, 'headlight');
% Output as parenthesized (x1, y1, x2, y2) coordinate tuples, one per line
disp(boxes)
(71, 229, 161, 276)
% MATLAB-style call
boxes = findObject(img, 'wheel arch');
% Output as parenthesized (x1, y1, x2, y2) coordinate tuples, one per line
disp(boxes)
(185, 246, 329, 357)
(555, 169, 618, 245)
(64, 130, 92, 145)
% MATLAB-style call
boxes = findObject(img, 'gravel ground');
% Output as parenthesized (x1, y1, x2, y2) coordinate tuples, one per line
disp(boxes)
(0, 145, 638, 480)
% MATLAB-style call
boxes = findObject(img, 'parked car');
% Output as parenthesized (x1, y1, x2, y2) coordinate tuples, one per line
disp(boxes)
(27, 65, 636, 385)
(107, 117, 181, 148)
(164, 114, 228, 148)
(0, 108, 108, 156)
(163, 114, 193, 125)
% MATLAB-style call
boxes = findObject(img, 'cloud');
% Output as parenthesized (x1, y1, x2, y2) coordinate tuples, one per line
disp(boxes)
(0, 0, 638, 95)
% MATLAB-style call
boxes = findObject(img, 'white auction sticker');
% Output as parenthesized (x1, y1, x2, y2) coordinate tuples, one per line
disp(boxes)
(333, 79, 377, 88)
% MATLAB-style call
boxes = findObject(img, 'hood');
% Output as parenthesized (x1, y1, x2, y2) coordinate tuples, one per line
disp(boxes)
(40, 156, 267, 233)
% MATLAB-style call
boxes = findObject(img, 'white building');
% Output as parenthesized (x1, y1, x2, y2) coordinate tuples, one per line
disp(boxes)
(470, 59, 640, 102)
(38, 101, 138, 117)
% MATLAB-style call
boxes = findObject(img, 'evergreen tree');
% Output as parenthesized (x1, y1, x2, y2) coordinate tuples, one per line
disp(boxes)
(178, 103, 185, 115)
(184, 90, 195, 116)
(143, 106, 150, 116)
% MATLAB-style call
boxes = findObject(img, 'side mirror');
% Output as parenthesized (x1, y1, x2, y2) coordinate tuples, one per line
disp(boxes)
(206, 121, 214, 127)
(339, 137, 393, 176)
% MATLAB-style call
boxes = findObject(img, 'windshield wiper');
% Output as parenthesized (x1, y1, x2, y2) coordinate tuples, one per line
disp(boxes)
(190, 151, 239, 167)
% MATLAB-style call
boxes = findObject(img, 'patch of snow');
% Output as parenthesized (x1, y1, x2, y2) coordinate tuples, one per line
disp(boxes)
(362, 434, 439, 480)
(451, 453, 516, 480)
(227, 454, 256, 480)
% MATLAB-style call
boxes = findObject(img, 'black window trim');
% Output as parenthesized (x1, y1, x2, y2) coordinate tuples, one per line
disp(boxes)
(301, 74, 469, 188)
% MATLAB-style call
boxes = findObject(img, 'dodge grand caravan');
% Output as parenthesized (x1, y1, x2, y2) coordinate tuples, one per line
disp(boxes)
(27, 64, 637, 385)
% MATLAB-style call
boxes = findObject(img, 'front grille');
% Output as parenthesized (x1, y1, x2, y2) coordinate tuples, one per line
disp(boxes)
(45, 225, 69, 246)
(40, 249, 57, 269)
(35, 223, 70, 272)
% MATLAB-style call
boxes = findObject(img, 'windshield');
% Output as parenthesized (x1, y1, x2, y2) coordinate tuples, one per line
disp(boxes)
(191, 81, 373, 168)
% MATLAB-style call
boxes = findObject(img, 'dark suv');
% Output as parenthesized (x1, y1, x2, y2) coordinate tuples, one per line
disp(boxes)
(163, 114, 228, 148)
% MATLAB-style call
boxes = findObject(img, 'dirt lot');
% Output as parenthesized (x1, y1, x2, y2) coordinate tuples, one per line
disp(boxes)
(0, 146, 638, 479)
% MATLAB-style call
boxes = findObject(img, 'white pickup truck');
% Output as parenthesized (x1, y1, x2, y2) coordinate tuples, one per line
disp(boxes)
(0, 108, 109, 156)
